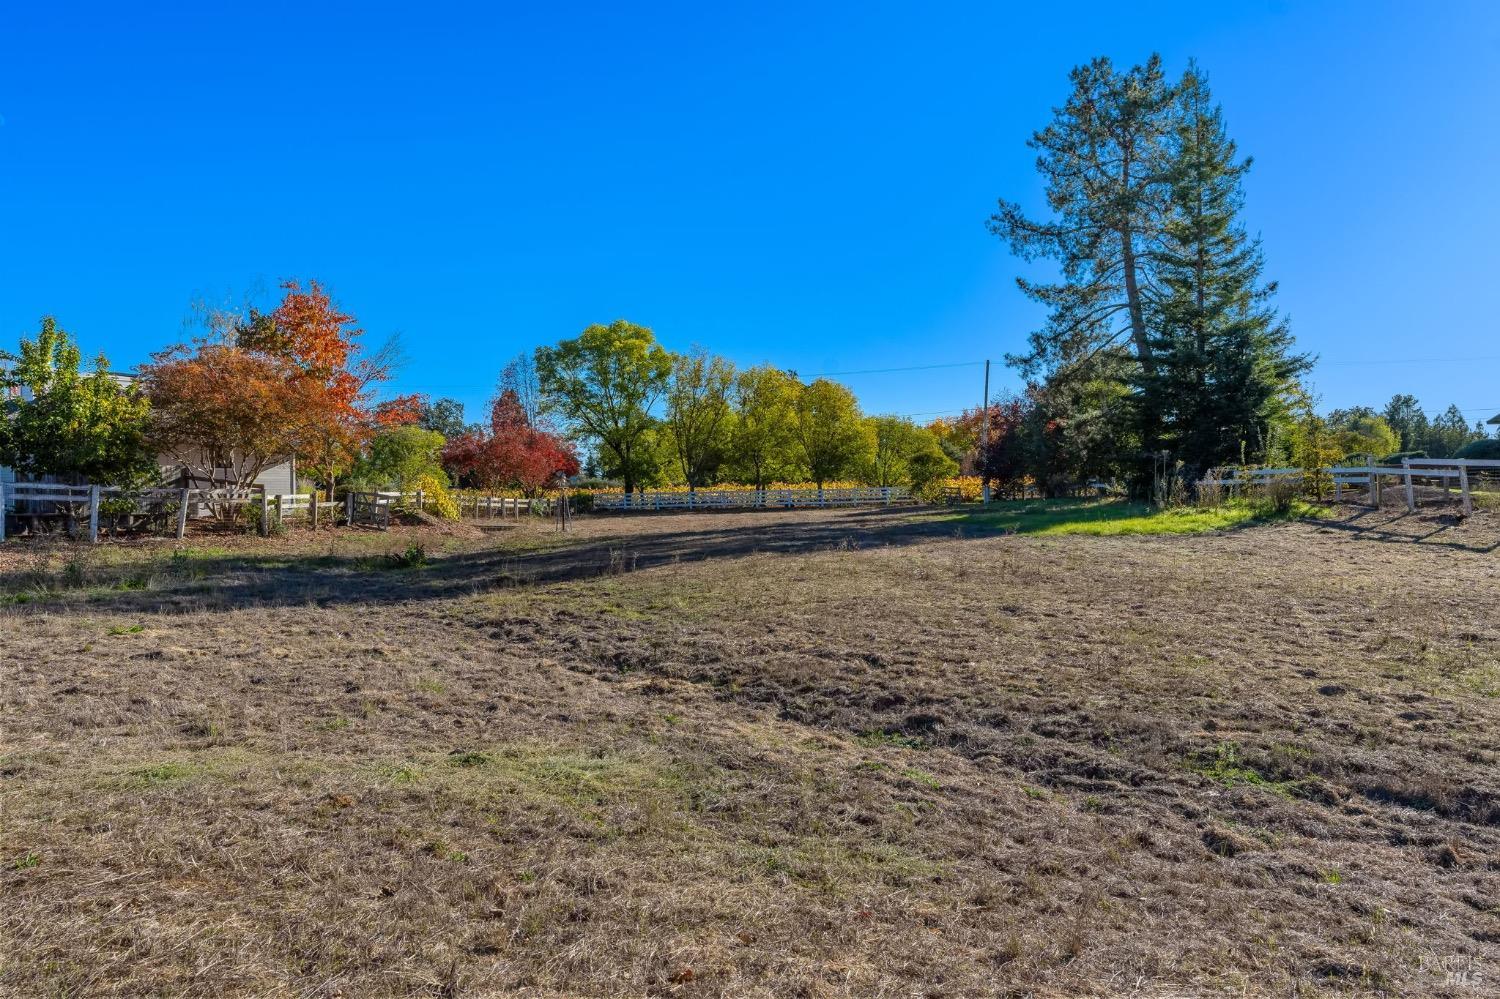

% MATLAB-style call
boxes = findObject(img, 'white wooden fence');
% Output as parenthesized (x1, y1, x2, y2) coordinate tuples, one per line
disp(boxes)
(1199, 457, 1500, 516)
(593, 486, 910, 512)
(452, 493, 553, 519)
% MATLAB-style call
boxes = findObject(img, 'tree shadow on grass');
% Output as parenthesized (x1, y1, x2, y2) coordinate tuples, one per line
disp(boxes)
(0, 507, 973, 615)
(1310, 507, 1500, 554)
(8, 500, 1494, 616)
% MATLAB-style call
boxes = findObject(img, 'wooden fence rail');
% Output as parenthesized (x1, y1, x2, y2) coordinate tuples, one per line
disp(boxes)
(1197, 457, 1500, 516)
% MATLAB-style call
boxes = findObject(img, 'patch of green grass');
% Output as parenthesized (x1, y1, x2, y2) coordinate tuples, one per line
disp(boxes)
(11, 851, 41, 870)
(1187, 742, 1299, 798)
(377, 763, 424, 784)
(412, 675, 446, 695)
(1459, 664, 1500, 697)
(107, 624, 145, 636)
(948, 497, 1325, 537)
(318, 716, 350, 732)
(856, 730, 929, 751)
(900, 767, 941, 789)
(123, 761, 204, 788)
(424, 839, 469, 863)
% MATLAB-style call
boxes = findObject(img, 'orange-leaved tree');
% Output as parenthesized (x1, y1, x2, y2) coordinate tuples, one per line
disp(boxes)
(142, 280, 399, 506)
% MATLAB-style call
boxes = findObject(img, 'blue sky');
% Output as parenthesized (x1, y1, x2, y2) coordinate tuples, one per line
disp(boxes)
(2, 1, 1497, 427)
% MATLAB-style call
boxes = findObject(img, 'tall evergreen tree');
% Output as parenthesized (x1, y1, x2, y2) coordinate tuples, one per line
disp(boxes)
(1138, 66, 1308, 474)
(1381, 394, 1429, 453)
(988, 55, 1175, 380)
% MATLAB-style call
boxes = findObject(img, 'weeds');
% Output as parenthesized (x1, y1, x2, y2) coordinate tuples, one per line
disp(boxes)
(857, 730, 929, 751)
(1187, 742, 1299, 797)
(384, 543, 428, 569)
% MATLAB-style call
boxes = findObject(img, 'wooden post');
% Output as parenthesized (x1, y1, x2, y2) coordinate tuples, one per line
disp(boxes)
(1402, 458, 1416, 513)
(1367, 456, 1378, 507)
(88, 485, 101, 544)
(345, 491, 355, 526)
(176, 488, 190, 540)
(310, 491, 319, 530)
(275, 494, 284, 529)
(1460, 465, 1473, 516)
(416, 489, 425, 512)
(0, 479, 6, 543)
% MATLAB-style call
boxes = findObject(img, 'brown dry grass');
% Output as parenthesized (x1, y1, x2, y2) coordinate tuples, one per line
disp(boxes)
(2, 504, 1498, 997)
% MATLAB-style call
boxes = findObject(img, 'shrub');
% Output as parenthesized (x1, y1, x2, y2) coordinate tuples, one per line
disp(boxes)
(407, 473, 459, 520)
(1253, 475, 1301, 515)
(1195, 471, 1227, 509)
(385, 543, 427, 569)
(1456, 439, 1500, 461)
(1379, 450, 1428, 464)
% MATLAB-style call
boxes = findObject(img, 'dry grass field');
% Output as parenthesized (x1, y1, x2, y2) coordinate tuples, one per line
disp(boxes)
(3, 503, 1498, 997)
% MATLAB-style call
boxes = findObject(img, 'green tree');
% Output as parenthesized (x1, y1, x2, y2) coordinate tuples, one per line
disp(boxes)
(727, 365, 802, 487)
(355, 425, 448, 489)
(1022, 367, 1137, 495)
(1285, 387, 1344, 499)
(1139, 65, 1309, 475)
(989, 55, 1175, 380)
(863, 416, 956, 489)
(792, 379, 872, 487)
(0, 317, 155, 486)
(535, 320, 673, 494)
(1381, 394, 1429, 453)
(1423, 404, 1481, 458)
(665, 348, 736, 489)
(418, 398, 469, 439)
(1327, 408, 1399, 460)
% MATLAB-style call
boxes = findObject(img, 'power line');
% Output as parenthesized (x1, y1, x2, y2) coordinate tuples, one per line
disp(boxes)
(1319, 355, 1500, 366)
(805, 360, 985, 377)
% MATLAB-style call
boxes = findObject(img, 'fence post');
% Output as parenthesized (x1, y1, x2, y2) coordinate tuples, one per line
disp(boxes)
(0, 479, 6, 543)
(416, 489, 425, 512)
(1460, 465, 1473, 517)
(345, 492, 354, 526)
(1402, 458, 1415, 513)
(88, 485, 101, 543)
(275, 494, 284, 528)
(1367, 456, 1378, 507)
(176, 488, 190, 539)
(310, 491, 319, 530)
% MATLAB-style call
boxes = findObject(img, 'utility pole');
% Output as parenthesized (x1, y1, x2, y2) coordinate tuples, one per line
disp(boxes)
(980, 359, 991, 506)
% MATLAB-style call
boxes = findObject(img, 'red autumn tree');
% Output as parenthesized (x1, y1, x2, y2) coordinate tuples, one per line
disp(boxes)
(443, 389, 578, 496)
(974, 399, 1030, 498)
